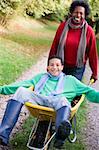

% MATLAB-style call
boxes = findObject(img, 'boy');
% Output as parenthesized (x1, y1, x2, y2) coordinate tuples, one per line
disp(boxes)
(0, 56, 99, 148)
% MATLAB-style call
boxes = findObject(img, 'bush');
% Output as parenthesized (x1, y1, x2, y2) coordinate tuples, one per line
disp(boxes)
(0, 0, 21, 26)
(25, 0, 69, 22)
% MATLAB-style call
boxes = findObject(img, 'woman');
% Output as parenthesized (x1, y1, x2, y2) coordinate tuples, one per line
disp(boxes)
(49, 0, 98, 81)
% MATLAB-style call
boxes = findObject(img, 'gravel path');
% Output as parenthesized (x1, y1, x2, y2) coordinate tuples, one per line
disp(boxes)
(82, 64, 99, 150)
(0, 52, 99, 150)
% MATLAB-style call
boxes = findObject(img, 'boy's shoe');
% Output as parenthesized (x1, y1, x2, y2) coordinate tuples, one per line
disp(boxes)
(0, 138, 7, 146)
(54, 120, 71, 148)
(54, 139, 64, 149)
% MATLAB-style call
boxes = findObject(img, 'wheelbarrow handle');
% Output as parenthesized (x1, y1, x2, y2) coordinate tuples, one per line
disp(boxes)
(89, 78, 95, 85)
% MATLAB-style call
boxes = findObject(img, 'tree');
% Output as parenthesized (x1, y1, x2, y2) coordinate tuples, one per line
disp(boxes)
(0, 0, 21, 26)
(89, 0, 99, 16)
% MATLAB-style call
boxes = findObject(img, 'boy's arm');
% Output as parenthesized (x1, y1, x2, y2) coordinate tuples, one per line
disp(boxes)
(86, 89, 99, 103)
(72, 76, 99, 103)
(0, 73, 44, 95)
(0, 79, 34, 95)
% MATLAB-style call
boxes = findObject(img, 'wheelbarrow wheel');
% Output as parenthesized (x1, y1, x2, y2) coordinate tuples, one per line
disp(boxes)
(68, 115, 77, 143)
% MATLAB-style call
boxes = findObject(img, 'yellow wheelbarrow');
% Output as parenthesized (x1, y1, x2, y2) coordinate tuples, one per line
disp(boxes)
(25, 79, 94, 150)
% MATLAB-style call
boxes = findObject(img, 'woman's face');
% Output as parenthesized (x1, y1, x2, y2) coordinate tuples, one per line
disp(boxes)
(72, 6, 85, 23)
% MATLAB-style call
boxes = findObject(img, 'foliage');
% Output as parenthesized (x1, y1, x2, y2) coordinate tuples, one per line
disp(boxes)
(24, 0, 70, 21)
(25, 0, 44, 18)
(0, 0, 70, 23)
(0, 0, 20, 26)
(0, 0, 71, 24)
(88, 0, 99, 34)
(0, 0, 99, 25)
(89, 0, 99, 16)
(23, 0, 99, 21)
(96, 38, 99, 54)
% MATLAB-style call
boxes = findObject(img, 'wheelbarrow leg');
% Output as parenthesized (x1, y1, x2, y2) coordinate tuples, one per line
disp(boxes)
(27, 118, 55, 150)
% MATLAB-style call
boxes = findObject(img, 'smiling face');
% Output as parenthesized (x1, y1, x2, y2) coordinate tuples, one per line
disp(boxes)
(47, 58, 64, 76)
(72, 6, 85, 23)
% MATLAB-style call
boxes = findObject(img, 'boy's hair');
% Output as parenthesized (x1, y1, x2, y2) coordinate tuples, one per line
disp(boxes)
(47, 55, 64, 66)
(69, 0, 90, 18)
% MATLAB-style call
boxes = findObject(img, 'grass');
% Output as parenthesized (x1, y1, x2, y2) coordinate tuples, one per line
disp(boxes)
(10, 116, 34, 150)
(0, 38, 34, 84)
(1, 32, 53, 47)
(0, 19, 58, 85)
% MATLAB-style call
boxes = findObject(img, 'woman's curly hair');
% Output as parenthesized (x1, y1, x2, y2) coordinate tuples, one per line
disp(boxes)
(69, 0, 90, 18)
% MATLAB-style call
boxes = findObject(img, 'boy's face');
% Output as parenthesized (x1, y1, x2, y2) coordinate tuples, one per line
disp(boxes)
(47, 58, 63, 76)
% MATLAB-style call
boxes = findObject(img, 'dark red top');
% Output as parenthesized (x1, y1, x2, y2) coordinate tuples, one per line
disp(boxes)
(49, 21, 98, 79)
